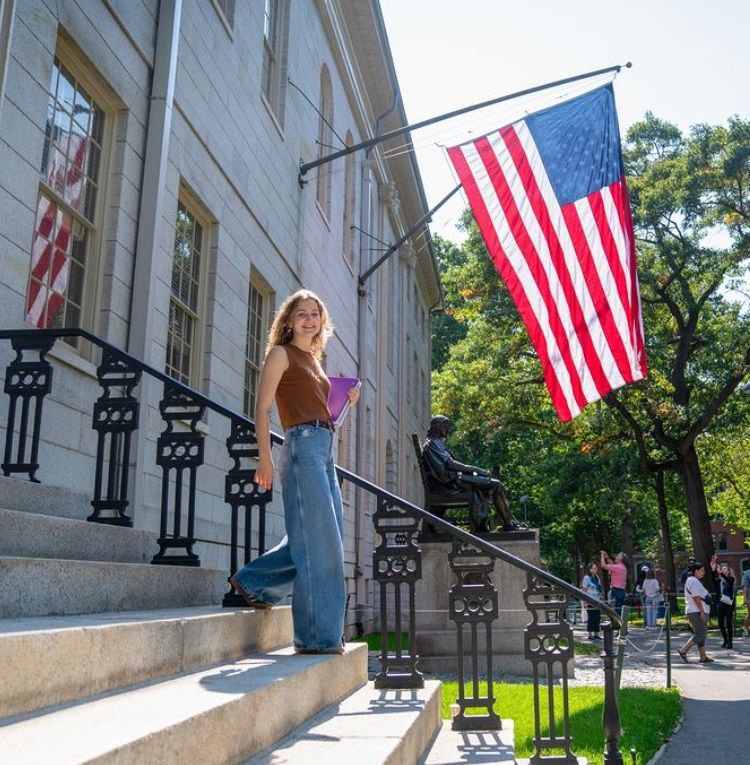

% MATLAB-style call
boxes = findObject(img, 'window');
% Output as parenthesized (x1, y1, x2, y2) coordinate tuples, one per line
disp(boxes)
(166, 200, 206, 386)
(262, 0, 290, 124)
(212, 0, 235, 31)
(316, 65, 334, 221)
(244, 275, 271, 416)
(26, 57, 107, 343)
(714, 533, 728, 552)
(342, 131, 356, 265)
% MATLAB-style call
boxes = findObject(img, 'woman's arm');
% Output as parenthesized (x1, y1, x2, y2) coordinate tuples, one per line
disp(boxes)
(253, 346, 289, 491)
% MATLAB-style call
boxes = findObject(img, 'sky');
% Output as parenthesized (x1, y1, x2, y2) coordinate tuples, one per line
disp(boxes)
(378, 0, 750, 244)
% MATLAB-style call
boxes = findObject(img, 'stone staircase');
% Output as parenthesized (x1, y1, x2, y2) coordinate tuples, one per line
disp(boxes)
(0, 477, 523, 764)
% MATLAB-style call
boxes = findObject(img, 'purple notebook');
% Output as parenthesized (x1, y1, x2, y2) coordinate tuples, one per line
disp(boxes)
(327, 376, 361, 425)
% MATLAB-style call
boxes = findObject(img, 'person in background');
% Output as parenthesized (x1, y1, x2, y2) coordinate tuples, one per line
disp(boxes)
(600, 550, 628, 615)
(677, 562, 713, 664)
(642, 569, 661, 630)
(581, 561, 603, 640)
(228, 289, 359, 654)
(633, 565, 648, 619)
(710, 555, 736, 649)
(742, 566, 750, 639)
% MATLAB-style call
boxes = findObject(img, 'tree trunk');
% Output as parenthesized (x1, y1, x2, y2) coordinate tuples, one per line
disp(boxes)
(655, 470, 678, 608)
(676, 444, 715, 569)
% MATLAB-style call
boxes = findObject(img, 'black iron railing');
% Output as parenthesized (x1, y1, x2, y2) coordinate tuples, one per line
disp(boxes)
(0, 328, 623, 764)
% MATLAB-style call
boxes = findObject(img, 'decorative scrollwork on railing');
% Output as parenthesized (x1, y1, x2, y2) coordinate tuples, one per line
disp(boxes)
(449, 539, 501, 731)
(152, 384, 205, 566)
(372, 496, 423, 689)
(89, 350, 141, 526)
(2, 335, 56, 482)
(523, 571, 577, 765)
(223, 419, 273, 607)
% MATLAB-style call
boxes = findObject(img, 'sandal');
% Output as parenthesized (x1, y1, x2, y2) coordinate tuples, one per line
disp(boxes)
(677, 650, 689, 663)
(228, 575, 272, 609)
(699, 657, 714, 663)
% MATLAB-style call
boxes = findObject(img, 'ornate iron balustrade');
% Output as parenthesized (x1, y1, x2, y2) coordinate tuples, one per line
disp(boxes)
(0, 327, 623, 764)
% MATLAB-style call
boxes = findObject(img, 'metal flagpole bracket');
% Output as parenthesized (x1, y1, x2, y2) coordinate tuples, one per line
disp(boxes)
(299, 62, 633, 181)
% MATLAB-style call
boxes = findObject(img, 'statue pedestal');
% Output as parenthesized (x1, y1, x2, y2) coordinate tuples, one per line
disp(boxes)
(412, 530, 548, 676)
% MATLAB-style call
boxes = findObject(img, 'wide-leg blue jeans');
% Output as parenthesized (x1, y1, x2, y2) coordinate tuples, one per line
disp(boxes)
(232, 424, 345, 651)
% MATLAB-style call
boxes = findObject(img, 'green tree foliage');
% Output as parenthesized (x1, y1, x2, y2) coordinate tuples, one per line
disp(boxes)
(431, 115, 750, 577)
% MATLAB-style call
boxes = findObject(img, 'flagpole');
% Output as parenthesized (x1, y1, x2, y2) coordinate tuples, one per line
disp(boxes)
(299, 62, 631, 181)
(358, 183, 462, 287)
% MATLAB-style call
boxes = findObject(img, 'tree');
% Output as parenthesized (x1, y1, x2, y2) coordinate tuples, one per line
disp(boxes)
(604, 114, 750, 568)
(431, 116, 750, 577)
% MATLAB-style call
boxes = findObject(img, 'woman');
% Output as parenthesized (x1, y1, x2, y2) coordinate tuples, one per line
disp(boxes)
(642, 569, 661, 630)
(229, 289, 360, 654)
(678, 562, 713, 664)
(581, 562, 602, 640)
(711, 556, 736, 649)
(600, 550, 628, 615)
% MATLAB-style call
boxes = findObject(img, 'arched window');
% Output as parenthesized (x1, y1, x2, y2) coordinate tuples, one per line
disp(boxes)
(316, 65, 334, 221)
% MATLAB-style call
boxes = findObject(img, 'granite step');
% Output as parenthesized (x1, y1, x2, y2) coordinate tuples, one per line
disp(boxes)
(0, 507, 156, 563)
(0, 644, 368, 765)
(244, 679, 442, 765)
(0, 555, 227, 618)
(0, 604, 293, 719)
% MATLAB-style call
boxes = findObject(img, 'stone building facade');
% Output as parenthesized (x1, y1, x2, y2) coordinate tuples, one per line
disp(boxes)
(0, 0, 440, 634)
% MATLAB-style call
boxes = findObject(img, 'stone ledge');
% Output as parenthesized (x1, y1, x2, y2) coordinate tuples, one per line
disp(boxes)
(0, 605, 293, 719)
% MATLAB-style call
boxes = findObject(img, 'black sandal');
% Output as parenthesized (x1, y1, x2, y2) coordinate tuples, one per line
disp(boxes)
(228, 576, 272, 609)
(677, 650, 689, 663)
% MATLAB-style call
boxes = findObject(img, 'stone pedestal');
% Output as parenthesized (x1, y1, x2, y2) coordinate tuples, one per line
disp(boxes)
(413, 530, 542, 676)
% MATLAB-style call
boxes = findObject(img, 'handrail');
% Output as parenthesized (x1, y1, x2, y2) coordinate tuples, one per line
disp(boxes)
(0, 327, 284, 441)
(0, 327, 619, 627)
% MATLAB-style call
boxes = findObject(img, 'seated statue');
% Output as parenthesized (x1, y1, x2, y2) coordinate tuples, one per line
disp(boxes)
(422, 415, 524, 533)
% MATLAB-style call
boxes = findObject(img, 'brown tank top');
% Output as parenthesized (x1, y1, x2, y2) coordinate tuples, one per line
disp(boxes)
(275, 344, 332, 430)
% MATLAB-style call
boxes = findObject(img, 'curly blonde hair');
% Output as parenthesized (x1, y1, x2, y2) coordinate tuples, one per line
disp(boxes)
(266, 289, 333, 358)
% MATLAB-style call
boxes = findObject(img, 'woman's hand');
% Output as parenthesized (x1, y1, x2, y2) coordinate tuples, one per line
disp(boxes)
(255, 457, 274, 492)
(348, 386, 361, 406)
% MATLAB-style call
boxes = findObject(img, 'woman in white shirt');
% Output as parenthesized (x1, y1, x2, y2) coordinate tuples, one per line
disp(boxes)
(677, 562, 713, 663)
(642, 569, 661, 630)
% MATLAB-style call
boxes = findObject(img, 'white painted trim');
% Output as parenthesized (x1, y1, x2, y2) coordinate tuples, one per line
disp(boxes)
(0, 0, 16, 121)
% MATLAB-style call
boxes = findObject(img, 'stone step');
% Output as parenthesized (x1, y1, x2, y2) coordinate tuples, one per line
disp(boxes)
(0, 644, 368, 765)
(0, 556, 227, 618)
(244, 679, 442, 765)
(0, 475, 92, 520)
(421, 720, 515, 764)
(0, 507, 156, 563)
(0, 604, 293, 719)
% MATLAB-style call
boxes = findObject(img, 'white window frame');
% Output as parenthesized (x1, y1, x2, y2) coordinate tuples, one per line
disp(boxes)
(243, 272, 273, 417)
(165, 189, 210, 389)
(25, 41, 116, 354)
(261, 0, 290, 127)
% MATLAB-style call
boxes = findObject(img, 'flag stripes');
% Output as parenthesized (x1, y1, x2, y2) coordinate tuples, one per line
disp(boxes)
(448, 103, 646, 421)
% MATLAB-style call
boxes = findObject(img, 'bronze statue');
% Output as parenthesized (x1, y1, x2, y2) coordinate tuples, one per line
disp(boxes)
(422, 415, 524, 533)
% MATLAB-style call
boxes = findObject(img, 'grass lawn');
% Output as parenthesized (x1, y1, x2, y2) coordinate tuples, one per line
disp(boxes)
(440, 682, 681, 765)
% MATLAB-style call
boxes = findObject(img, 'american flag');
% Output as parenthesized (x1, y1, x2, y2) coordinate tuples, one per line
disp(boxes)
(447, 84, 646, 421)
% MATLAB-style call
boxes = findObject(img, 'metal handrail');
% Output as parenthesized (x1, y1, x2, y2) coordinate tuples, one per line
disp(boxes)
(0, 326, 620, 625)
(1, 326, 624, 762)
